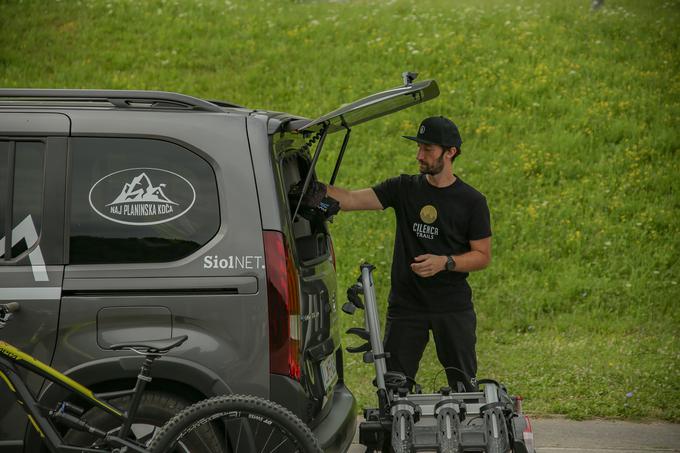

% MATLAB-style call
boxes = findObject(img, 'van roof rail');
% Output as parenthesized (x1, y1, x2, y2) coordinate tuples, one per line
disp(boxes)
(0, 89, 229, 113)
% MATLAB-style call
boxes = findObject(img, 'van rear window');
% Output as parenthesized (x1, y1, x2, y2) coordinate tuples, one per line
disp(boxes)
(69, 137, 219, 264)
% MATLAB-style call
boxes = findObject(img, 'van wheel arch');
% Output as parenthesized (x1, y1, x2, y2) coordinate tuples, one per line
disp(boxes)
(62, 390, 221, 449)
(24, 357, 232, 452)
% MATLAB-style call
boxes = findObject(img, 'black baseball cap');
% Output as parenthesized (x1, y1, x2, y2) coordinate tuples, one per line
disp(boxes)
(403, 116, 462, 149)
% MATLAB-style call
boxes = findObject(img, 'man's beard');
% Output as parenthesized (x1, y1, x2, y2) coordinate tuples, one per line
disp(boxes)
(419, 152, 446, 175)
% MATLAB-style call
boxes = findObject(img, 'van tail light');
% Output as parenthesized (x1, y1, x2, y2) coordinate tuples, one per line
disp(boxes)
(263, 231, 301, 381)
(522, 415, 534, 452)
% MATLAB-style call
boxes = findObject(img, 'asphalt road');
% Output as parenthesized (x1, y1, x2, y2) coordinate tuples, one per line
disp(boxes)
(346, 417, 680, 452)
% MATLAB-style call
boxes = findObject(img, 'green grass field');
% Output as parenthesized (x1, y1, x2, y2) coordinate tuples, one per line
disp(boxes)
(2, 0, 678, 420)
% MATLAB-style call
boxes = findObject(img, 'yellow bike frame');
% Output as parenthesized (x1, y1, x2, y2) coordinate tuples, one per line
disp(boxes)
(0, 341, 125, 453)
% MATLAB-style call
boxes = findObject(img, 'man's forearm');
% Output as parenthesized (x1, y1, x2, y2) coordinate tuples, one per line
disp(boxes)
(411, 250, 491, 278)
(327, 185, 383, 211)
(451, 250, 491, 272)
(327, 185, 353, 210)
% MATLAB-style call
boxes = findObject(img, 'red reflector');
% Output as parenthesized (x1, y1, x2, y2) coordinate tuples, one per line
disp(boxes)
(514, 395, 523, 413)
(329, 237, 337, 270)
(263, 231, 301, 381)
(523, 415, 535, 451)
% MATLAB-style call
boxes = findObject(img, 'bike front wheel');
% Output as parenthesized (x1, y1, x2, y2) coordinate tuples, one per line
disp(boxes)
(149, 394, 322, 453)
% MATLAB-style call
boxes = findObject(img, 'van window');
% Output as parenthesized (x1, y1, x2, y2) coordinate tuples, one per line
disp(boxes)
(0, 140, 45, 260)
(69, 137, 219, 264)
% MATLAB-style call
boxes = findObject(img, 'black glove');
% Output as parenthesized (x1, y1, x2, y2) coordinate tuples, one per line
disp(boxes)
(288, 180, 339, 220)
(289, 180, 327, 207)
(316, 196, 340, 218)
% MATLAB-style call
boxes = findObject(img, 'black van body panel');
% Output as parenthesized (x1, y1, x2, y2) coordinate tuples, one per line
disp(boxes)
(39, 355, 233, 403)
(245, 115, 282, 231)
(314, 383, 357, 453)
(0, 112, 71, 135)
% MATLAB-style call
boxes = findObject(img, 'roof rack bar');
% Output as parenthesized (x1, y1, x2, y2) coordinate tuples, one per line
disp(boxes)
(207, 98, 243, 109)
(0, 89, 225, 113)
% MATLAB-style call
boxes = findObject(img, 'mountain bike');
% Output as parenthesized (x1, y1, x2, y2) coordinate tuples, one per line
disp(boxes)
(0, 302, 321, 453)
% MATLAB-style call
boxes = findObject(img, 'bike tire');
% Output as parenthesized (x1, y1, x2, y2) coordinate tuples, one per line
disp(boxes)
(63, 390, 219, 450)
(390, 410, 415, 453)
(149, 394, 322, 453)
(436, 408, 460, 453)
(487, 436, 507, 453)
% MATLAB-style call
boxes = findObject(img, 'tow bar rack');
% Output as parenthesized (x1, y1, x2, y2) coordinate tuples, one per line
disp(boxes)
(343, 263, 535, 453)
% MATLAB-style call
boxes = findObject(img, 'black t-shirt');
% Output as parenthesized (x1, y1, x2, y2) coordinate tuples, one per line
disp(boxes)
(372, 174, 491, 313)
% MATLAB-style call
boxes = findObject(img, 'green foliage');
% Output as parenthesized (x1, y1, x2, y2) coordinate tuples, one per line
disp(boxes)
(2, 0, 678, 420)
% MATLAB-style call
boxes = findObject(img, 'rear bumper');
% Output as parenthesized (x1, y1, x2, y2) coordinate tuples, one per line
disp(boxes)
(313, 383, 357, 453)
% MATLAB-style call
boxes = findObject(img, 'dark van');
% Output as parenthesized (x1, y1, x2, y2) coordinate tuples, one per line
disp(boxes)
(0, 77, 438, 452)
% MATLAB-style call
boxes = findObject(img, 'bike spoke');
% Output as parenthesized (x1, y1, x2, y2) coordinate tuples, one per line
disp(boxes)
(149, 396, 318, 453)
(269, 436, 289, 453)
(259, 428, 273, 453)
(235, 419, 242, 450)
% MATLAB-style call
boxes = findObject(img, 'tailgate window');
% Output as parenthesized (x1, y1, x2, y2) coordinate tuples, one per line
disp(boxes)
(276, 138, 329, 263)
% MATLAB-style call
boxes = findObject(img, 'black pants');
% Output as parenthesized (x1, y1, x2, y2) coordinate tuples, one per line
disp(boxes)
(383, 306, 477, 391)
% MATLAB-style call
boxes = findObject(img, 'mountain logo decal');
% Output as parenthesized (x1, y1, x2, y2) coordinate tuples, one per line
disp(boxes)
(107, 172, 178, 206)
(89, 168, 196, 226)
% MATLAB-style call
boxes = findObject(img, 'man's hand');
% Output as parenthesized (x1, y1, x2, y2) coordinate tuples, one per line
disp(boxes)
(289, 180, 328, 207)
(410, 254, 447, 278)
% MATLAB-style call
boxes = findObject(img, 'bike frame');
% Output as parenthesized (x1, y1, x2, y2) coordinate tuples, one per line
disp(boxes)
(0, 340, 144, 453)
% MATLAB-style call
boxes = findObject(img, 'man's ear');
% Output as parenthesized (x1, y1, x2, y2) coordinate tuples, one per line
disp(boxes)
(448, 147, 458, 160)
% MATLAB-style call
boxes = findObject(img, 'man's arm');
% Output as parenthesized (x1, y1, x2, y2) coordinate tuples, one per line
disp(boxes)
(410, 237, 492, 278)
(451, 236, 492, 272)
(327, 186, 384, 211)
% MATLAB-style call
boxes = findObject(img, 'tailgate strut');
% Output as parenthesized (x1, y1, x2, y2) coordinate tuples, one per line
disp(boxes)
(292, 123, 328, 221)
(329, 118, 352, 186)
(292, 120, 351, 220)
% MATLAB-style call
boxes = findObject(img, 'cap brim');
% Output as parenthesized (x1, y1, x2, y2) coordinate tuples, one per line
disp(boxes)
(402, 135, 440, 146)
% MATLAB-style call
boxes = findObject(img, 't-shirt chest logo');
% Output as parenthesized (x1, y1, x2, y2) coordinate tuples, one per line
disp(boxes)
(419, 205, 437, 224)
(413, 204, 439, 240)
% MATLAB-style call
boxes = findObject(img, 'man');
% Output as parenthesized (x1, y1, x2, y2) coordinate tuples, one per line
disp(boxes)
(307, 116, 492, 391)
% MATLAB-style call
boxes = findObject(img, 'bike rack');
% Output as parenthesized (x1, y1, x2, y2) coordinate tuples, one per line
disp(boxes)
(343, 263, 534, 453)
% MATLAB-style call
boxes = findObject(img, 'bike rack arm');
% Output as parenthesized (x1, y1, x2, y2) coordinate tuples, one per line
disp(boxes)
(359, 263, 388, 392)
